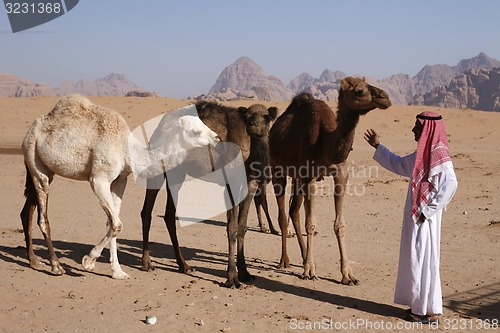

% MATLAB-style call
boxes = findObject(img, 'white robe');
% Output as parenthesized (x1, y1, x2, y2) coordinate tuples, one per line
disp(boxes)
(374, 144, 458, 315)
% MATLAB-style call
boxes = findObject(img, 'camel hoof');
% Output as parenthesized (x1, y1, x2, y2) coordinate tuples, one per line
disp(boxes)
(112, 271, 130, 280)
(301, 263, 316, 280)
(81, 255, 96, 271)
(351, 279, 360, 286)
(341, 277, 360, 286)
(238, 272, 255, 283)
(140, 265, 155, 272)
(277, 261, 291, 269)
(223, 279, 242, 289)
(29, 256, 47, 270)
(140, 260, 155, 272)
(51, 262, 65, 275)
(270, 229, 280, 236)
(259, 225, 270, 233)
(286, 231, 295, 238)
(179, 266, 195, 274)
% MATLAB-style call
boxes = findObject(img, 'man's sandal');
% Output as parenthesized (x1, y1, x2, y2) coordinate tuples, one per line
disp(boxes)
(405, 313, 439, 324)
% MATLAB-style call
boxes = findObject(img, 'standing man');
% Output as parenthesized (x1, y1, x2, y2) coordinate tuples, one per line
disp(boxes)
(364, 112, 458, 324)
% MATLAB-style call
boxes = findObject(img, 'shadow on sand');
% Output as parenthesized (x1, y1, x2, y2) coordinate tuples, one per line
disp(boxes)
(1, 236, 403, 319)
(445, 282, 500, 320)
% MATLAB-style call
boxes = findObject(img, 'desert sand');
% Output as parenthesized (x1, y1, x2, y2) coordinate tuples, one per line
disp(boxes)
(0, 96, 499, 333)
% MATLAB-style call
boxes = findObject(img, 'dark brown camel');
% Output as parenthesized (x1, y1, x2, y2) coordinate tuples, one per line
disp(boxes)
(269, 77, 391, 285)
(141, 101, 277, 288)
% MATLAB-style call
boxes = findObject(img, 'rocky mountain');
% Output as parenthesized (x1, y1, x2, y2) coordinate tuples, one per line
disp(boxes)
(0, 73, 56, 97)
(285, 52, 500, 107)
(56, 73, 143, 96)
(412, 67, 500, 111)
(286, 70, 347, 101)
(0, 73, 149, 97)
(204, 56, 293, 102)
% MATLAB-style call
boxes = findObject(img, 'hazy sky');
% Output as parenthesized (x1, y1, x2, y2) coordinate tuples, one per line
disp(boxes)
(2, 0, 500, 98)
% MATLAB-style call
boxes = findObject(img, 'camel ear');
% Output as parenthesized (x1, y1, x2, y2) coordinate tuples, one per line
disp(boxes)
(267, 107, 278, 120)
(238, 107, 250, 120)
(177, 116, 187, 128)
(195, 101, 211, 119)
(340, 78, 352, 91)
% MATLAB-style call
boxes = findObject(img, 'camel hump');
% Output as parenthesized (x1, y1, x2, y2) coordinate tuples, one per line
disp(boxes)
(289, 92, 323, 112)
(52, 94, 95, 113)
(47, 95, 128, 132)
(293, 92, 315, 103)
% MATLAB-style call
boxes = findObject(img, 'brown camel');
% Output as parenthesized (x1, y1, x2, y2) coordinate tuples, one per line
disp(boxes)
(140, 101, 277, 288)
(269, 77, 391, 285)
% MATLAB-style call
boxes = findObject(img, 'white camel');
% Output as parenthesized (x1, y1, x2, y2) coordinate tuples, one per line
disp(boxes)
(20, 95, 220, 279)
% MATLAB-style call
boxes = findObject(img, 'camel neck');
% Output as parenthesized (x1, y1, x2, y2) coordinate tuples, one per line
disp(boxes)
(326, 108, 360, 164)
(247, 135, 271, 184)
(127, 130, 187, 180)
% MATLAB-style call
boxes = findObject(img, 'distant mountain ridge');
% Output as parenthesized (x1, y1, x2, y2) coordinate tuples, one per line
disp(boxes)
(0, 73, 56, 97)
(0, 73, 151, 97)
(199, 52, 500, 111)
(57, 73, 142, 96)
(3, 53, 499, 111)
(412, 67, 500, 111)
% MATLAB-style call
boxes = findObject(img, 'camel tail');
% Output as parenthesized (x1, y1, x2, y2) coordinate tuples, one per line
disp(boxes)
(23, 163, 37, 202)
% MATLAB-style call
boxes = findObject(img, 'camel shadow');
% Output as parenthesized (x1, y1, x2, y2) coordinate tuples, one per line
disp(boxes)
(445, 282, 500, 320)
(1, 238, 402, 319)
(156, 215, 226, 228)
(0, 241, 88, 278)
(255, 276, 403, 319)
(0, 236, 234, 278)
(185, 262, 403, 319)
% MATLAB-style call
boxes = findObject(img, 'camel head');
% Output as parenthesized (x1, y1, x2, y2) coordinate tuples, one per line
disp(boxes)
(177, 115, 221, 149)
(339, 77, 391, 115)
(239, 104, 278, 138)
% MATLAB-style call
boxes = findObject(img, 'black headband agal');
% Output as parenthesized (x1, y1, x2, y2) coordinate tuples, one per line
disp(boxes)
(416, 114, 442, 121)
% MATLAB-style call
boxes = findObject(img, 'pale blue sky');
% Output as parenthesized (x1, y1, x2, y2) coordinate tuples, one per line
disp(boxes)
(1, 0, 499, 98)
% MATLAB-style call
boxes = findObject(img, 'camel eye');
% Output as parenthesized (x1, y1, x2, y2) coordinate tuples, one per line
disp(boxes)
(192, 129, 202, 137)
(354, 89, 364, 96)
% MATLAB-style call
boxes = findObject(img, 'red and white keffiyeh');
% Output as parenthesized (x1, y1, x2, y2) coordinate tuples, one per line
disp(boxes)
(411, 112, 451, 223)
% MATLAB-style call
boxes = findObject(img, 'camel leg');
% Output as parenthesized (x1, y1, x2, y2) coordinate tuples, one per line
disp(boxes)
(224, 206, 240, 288)
(302, 179, 318, 280)
(236, 180, 258, 283)
(108, 175, 128, 279)
(140, 175, 165, 271)
(20, 173, 44, 270)
(140, 187, 159, 272)
(332, 165, 359, 285)
(290, 179, 306, 262)
(254, 183, 278, 234)
(259, 184, 279, 235)
(30, 168, 65, 275)
(140, 188, 159, 271)
(254, 187, 269, 233)
(164, 185, 192, 273)
(82, 176, 129, 279)
(110, 175, 127, 212)
(273, 173, 290, 268)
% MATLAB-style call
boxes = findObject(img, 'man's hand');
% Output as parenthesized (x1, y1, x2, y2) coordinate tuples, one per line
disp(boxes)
(364, 129, 380, 149)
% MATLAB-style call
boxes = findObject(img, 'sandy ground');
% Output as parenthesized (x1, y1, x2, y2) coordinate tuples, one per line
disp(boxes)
(0, 96, 499, 333)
